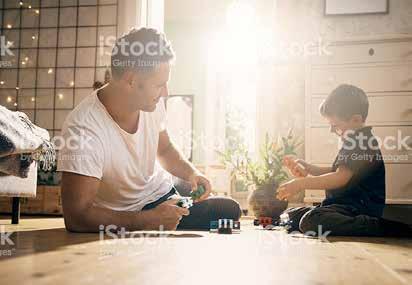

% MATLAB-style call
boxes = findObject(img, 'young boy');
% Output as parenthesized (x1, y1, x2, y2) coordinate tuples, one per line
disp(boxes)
(277, 84, 410, 236)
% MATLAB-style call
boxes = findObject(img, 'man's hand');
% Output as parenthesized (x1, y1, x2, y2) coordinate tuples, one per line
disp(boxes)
(157, 130, 212, 202)
(283, 156, 309, 177)
(276, 178, 304, 201)
(147, 199, 190, 230)
(187, 171, 212, 202)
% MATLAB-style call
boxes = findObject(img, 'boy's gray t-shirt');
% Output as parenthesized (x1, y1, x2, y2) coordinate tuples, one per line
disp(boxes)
(322, 126, 386, 217)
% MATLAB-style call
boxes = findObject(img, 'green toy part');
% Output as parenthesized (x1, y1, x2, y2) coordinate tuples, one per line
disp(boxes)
(191, 185, 206, 200)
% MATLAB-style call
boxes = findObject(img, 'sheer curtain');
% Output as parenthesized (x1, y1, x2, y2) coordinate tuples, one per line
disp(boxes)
(203, 52, 228, 165)
(202, 0, 277, 165)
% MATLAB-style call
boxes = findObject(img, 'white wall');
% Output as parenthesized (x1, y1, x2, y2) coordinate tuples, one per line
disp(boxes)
(165, 0, 412, 164)
(117, 0, 144, 34)
(164, 23, 209, 163)
(258, 0, 412, 156)
(164, 1, 231, 163)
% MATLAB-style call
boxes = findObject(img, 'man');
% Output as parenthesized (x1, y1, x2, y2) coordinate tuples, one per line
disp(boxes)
(57, 27, 241, 232)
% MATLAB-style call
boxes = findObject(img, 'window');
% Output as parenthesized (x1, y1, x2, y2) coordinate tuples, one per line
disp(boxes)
(0, 0, 118, 138)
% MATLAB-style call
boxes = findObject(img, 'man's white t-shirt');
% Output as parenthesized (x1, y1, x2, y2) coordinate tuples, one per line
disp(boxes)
(57, 90, 173, 211)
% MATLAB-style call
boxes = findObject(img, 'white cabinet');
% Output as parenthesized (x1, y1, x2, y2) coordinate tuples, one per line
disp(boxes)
(305, 35, 412, 205)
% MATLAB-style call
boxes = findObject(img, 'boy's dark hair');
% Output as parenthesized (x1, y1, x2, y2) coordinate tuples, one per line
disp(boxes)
(319, 84, 369, 122)
(110, 27, 175, 79)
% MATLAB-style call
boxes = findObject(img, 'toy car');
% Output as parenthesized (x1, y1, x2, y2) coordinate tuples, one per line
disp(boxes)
(174, 185, 206, 209)
(253, 214, 292, 230)
(210, 219, 240, 234)
(254, 217, 275, 227)
(176, 197, 193, 208)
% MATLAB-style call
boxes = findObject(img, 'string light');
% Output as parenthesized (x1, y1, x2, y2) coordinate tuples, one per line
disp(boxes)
(31, 97, 35, 102)
(21, 61, 26, 65)
(19, 1, 23, 6)
(35, 9, 40, 14)
(32, 35, 36, 40)
(7, 24, 12, 29)
(70, 81, 75, 87)
(14, 103, 18, 107)
(7, 97, 12, 103)
(48, 68, 53, 74)
(25, 57, 29, 61)
(0, 81, 4, 85)
(28, 5, 32, 9)
(15, 87, 20, 90)
(58, 93, 64, 100)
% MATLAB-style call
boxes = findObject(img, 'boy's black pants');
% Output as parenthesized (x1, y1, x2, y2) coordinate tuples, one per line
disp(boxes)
(283, 204, 385, 236)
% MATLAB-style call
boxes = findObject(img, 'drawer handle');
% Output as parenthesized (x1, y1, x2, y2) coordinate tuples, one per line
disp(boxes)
(402, 49, 412, 58)
(369, 48, 375, 56)
(401, 78, 412, 87)
(401, 109, 412, 119)
(407, 137, 412, 149)
(402, 181, 412, 192)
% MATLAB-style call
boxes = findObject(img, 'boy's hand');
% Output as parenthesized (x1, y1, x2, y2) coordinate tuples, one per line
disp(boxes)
(276, 179, 304, 201)
(283, 156, 309, 177)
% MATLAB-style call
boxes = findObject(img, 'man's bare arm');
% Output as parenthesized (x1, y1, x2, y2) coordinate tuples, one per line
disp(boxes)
(157, 130, 212, 200)
(61, 172, 188, 232)
(157, 130, 199, 180)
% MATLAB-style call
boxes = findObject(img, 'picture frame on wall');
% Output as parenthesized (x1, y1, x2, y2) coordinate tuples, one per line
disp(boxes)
(325, 0, 389, 16)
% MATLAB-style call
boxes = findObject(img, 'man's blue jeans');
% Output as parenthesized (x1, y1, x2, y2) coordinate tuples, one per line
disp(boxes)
(142, 178, 241, 230)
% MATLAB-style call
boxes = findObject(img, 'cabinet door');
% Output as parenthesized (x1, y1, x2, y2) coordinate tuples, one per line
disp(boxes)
(304, 165, 412, 204)
(307, 126, 412, 164)
(386, 164, 412, 204)
(311, 41, 412, 65)
(311, 94, 412, 125)
(304, 189, 325, 204)
(311, 64, 412, 94)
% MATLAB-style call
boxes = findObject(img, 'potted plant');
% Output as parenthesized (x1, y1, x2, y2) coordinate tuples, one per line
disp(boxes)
(217, 130, 302, 219)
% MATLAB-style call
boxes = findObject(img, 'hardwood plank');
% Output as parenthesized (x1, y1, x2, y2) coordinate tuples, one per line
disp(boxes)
(0, 217, 411, 285)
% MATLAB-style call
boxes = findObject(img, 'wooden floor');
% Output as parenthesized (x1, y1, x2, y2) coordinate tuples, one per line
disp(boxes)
(1, 216, 411, 285)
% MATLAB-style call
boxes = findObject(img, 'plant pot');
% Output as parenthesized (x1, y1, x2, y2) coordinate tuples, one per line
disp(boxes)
(248, 183, 288, 219)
